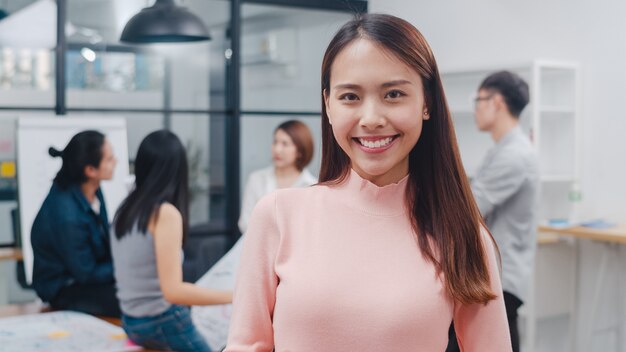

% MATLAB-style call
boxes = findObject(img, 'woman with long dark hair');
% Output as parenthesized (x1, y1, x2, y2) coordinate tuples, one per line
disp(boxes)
(111, 130, 231, 352)
(226, 14, 511, 351)
(31, 130, 120, 317)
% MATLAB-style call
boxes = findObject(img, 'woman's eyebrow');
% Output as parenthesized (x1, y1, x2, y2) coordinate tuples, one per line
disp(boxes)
(333, 83, 361, 90)
(333, 80, 412, 90)
(381, 79, 412, 88)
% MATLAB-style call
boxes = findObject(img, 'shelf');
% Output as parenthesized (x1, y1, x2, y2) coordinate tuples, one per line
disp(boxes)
(0, 248, 22, 261)
(241, 60, 293, 67)
(541, 175, 576, 182)
(440, 62, 532, 76)
(450, 109, 474, 115)
(540, 106, 575, 114)
(450, 106, 574, 115)
(536, 60, 580, 70)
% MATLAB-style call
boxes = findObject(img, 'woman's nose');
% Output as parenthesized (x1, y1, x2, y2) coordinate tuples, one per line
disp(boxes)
(359, 100, 387, 130)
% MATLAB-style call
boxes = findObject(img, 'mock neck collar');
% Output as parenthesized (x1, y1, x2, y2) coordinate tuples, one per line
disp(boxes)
(330, 169, 408, 217)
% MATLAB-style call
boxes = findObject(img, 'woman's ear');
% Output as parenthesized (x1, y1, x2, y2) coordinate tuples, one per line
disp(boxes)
(323, 89, 332, 125)
(423, 108, 430, 120)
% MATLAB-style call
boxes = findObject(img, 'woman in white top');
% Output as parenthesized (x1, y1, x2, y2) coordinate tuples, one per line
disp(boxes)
(238, 120, 317, 233)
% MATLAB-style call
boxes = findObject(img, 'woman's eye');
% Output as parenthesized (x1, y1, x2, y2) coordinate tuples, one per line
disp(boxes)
(385, 90, 405, 99)
(339, 93, 359, 101)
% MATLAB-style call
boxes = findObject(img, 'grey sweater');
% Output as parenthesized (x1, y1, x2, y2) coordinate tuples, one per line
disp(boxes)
(471, 126, 540, 302)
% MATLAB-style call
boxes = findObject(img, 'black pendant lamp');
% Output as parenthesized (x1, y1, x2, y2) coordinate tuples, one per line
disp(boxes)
(120, 0, 210, 44)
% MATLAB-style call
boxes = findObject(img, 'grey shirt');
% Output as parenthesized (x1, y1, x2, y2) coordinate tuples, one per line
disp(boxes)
(471, 126, 539, 302)
(110, 226, 171, 317)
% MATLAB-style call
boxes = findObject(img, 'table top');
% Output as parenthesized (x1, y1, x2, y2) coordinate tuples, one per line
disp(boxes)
(538, 224, 626, 244)
(0, 302, 50, 317)
(537, 232, 562, 245)
(0, 303, 157, 352)
(0, 247, 22, 261)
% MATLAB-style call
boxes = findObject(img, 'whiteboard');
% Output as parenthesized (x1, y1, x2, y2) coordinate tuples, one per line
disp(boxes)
(17, 117, 130, 284)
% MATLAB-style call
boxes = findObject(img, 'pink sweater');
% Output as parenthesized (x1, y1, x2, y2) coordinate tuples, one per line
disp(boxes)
(226, 170, 512, 352)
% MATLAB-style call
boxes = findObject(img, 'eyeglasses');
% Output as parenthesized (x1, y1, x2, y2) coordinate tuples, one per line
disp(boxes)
(473, 94, 493, 106)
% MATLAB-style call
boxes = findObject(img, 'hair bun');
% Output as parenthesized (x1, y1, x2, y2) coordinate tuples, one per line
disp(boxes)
(48, 147, 63, 158)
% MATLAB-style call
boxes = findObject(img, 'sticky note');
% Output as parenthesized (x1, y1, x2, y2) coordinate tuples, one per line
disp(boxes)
(0, 161, 15, 178)
(111, 332, 127, 340)
(48, 330, 70, 339)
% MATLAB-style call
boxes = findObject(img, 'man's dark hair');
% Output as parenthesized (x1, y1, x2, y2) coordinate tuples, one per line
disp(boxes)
(479, 71, 529, 118)
(50, 130, 105, 189)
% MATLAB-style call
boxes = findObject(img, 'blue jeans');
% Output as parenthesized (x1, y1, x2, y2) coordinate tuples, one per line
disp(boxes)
(122, 305, 211, 352)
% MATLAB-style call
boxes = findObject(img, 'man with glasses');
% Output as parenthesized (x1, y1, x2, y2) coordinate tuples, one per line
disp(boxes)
(447, 71, 539, 352)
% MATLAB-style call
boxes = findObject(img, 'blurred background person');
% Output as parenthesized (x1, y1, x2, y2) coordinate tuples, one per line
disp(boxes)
(31, 130, 120, 317)
(238, 120, 316, 234)
(112, 130, 231, 351)
(447, 71, 538, 352)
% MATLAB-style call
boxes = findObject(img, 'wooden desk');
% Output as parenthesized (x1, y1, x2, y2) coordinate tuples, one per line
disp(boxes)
(538, 224, 626, 244)
(538, 224, 626, 352)
(0, 302, 51, 317)
(537, 232, 562, 245)
(0, 247, 22, 261)
(0, 248, 22, 305)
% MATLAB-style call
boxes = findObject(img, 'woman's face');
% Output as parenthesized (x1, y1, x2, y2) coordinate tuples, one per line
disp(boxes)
(272, 129, 299, 170)
(93, 139, 117, 181)
(324, 39, 429, 186)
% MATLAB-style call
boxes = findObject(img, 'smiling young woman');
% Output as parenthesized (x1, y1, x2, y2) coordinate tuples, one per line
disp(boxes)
(323, 38, 429, 187)
(225, 14, 512, 352)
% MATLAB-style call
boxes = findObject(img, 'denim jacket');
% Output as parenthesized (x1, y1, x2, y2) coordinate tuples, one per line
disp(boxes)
(31, 183, 114, 302)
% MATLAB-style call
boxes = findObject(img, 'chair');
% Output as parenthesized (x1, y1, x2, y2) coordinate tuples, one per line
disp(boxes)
(182, 223, 231, 282)
(11, 207, 31, 289)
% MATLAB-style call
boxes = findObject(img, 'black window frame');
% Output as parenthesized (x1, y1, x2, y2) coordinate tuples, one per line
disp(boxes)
(0, 0, 367, 248)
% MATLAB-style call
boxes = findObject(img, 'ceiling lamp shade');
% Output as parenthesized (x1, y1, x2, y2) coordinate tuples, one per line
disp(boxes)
(120, 0, 210, 44)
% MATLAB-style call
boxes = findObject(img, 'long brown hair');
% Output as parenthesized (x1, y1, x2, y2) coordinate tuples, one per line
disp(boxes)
(320, 14, 497, 305)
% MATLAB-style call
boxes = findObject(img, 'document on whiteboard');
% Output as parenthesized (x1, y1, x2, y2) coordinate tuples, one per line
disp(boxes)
(191, 237, 244, 351)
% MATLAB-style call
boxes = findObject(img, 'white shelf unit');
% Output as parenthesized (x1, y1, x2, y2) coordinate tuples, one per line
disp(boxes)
(441, 60, 581, 222)
(441, 60, 581, 352)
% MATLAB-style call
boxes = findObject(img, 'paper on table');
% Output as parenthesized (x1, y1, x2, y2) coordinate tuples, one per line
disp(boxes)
(0, 311, 140, 352)
(191, 237, 244, 351)
(580, 219, 617, 229)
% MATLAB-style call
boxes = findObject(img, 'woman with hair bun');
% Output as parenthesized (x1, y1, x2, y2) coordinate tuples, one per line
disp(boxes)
(31, 130, 120, 317)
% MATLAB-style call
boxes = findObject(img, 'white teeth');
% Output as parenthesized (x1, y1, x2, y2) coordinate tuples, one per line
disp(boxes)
(358, 137, 393, 149)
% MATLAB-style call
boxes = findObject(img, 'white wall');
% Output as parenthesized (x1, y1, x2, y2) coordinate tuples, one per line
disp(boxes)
(369, 1, 626, 351)
(371, 0, 626, 223)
